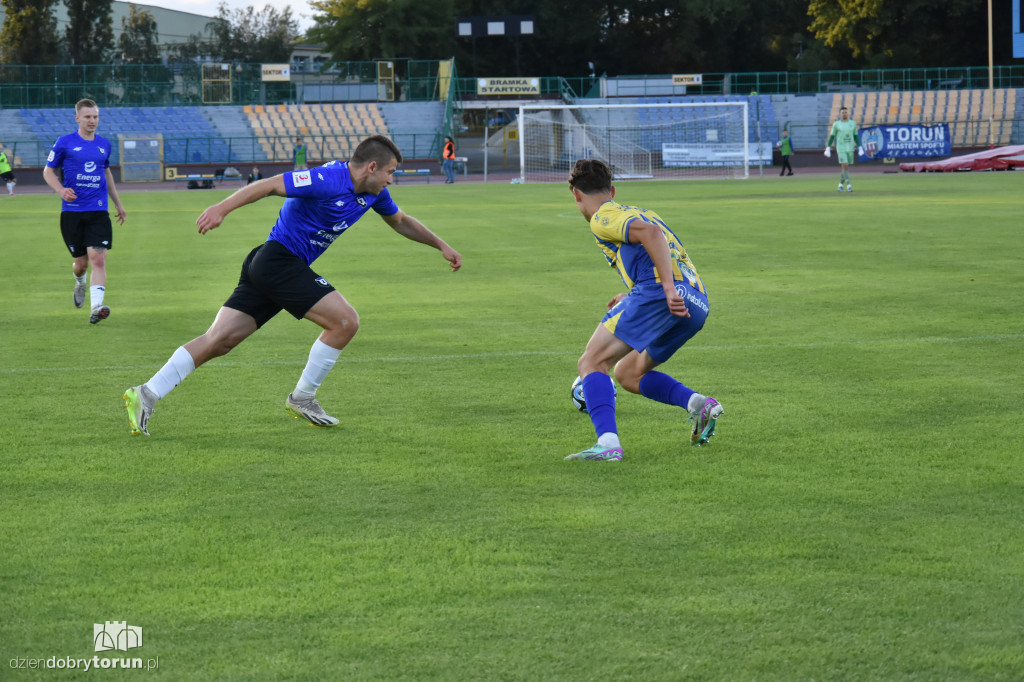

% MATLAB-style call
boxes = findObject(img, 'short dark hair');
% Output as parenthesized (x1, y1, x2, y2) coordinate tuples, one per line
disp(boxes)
(351, 134, 403, 166)
(568, 158, 612, 194)
(840, 106, 849, 111)
(76, 98, 97, 112)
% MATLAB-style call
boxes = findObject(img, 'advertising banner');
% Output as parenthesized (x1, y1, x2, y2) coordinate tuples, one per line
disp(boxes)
(662, 141, 774, 167)
(859, 124, 951, 159)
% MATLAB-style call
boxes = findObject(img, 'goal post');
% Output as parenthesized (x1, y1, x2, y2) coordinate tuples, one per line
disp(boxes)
(517, 102, 752, 183)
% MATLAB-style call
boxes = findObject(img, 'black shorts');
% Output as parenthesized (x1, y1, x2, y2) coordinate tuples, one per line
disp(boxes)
(223, 240, 336, 328)
(60, 211, 113, 258)
(1, 171, 14, 182)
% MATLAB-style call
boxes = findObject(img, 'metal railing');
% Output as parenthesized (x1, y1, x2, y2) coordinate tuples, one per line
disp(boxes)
(3, 63, 1023, 110)
(1, 132, 444, 168)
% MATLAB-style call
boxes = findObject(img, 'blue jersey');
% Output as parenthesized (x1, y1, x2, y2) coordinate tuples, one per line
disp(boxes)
(46, 132, 113, 212)
(590, 200, 705, 293)
(270, 162, 399, 265)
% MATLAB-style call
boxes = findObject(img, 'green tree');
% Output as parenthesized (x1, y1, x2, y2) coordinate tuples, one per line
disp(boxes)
(117, 3, 159, 63)
(0, 0, 61, 65)
(808, 0, 986, 67)
(63, 0, 115, 64)
(308, 0, 456, 63)
(205, 1, 299, 62)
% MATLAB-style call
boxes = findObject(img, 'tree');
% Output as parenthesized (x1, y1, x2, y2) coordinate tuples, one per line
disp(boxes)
(0, 0, 61, 65)
(203, 1, 299, 62)
(117, 3, 159, 63)
(808, 0, 986, 67)
(63, 0, 115, 64)
(308, 0, 456, 63)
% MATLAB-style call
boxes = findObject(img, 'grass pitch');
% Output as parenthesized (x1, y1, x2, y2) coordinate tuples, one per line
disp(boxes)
(2, 172, 1023, 680)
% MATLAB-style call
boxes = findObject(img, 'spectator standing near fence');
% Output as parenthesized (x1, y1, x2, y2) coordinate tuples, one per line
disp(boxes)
(442, 136, 456, 184)
(42, 98, 127, 324)
(247, 166, 263, 185)
(293, 138, 308, 171)
(777, 129, 794, 176)
(0, 150, 16, 195)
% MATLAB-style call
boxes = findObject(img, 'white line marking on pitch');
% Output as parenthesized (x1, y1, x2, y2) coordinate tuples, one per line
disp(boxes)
(4, 334, 1022, 374)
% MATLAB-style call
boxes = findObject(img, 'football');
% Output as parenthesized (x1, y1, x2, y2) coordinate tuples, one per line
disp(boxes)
(571, 376, 587, 412)
(571, 375, 616, 413)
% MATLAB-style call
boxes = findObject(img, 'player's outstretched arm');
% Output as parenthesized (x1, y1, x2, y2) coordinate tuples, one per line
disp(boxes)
(196, 175, 287, 234)
(383, 210, 462, 271)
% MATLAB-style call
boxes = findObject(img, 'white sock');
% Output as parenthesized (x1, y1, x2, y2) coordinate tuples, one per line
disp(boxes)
(687, 392, 707, 414)
(293, 338, 343, 398)
(6, 182, 13, 194)
(145, 347, 196, 400)
(90, 285, 105, 308)
(597, 432, 621, 449)
(74, 272, 87, 285)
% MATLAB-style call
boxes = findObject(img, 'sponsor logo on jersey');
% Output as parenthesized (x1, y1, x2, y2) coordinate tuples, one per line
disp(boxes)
(47, 151, 55, 162)
(315, 277, 330, 288)
(84, 161, 97, 173)
(99, 147, 105, 154)
(293, 170, 312, 187)
(356, 197, 367, 207)
(335, 200, 344, 206)
(73, 146, 83, 151)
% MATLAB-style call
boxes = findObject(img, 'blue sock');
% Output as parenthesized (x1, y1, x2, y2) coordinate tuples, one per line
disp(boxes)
(638, 371, 694, 410)
(581, 372, 617, 439)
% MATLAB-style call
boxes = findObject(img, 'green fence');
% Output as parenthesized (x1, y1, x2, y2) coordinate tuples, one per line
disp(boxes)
(3, 62, 1023, 109)
(0, 60, 455, 109)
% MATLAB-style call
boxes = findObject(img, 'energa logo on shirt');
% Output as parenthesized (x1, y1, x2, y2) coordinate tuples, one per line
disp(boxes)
(84, 161, 97, 173)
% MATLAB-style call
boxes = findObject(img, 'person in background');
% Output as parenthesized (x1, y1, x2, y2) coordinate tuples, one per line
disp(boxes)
(293, 138, 308, 171)
(777, 129, 794, 176)
(42, 98, 127, 324)
(442, 136, 456, 184)
(247, 166, 263, 185)
(0, 149, 16, 195)
(825, 107, 863, 192)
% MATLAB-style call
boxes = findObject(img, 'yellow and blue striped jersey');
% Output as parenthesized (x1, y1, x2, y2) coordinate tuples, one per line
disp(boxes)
(589, 200, 704, 292)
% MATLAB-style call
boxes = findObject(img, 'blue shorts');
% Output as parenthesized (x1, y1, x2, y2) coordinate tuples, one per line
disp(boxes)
(601, 281, 709, 364)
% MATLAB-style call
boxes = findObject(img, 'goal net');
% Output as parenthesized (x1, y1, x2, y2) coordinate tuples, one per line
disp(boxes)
(517, 102, 751, 183)
(118, 134, 164, 183)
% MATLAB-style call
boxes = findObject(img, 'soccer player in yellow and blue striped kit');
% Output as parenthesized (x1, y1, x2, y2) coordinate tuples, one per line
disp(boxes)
(565, 159, 723, 462)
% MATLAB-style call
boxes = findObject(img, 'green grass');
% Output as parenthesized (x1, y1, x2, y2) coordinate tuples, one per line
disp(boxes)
(2, 173, 1023, 680)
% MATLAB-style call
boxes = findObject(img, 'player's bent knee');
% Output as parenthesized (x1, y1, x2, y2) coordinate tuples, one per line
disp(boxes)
(614, 367, 642, 394)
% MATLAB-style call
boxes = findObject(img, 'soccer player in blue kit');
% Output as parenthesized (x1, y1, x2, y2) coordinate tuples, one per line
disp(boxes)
(565, 159, 723, 462)
(42, 98, 127, 324)
(123, 135, 461, 436)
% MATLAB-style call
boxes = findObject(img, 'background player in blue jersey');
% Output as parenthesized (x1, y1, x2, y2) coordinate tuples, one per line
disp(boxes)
(565, 159, 723, 462)
(42, 98, 127, 323)
(123, 135, 462, 436)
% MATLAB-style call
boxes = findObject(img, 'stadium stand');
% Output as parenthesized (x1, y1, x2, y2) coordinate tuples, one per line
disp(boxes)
(244, 103, 392, 163)
(830, 89, 1017, 146)
(15, 106, 242, 165)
